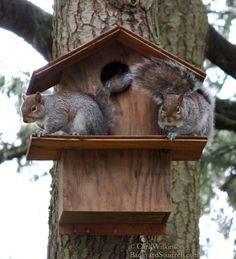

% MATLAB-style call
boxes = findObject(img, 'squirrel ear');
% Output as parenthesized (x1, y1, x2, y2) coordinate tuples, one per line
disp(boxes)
(153, 93, 164, 105)
(22, 94, 27, 101)
(35, 92, 42, 103)
(178, 95, 184, 105)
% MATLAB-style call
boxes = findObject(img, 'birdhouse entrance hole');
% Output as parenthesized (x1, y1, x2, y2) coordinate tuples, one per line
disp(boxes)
(100, 61, 130, 86)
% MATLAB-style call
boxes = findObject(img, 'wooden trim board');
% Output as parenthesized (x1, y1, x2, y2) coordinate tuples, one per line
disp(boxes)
(26, 26, 205, 94)
(26, 135, 207, 161)
(59, 223, 166, 235)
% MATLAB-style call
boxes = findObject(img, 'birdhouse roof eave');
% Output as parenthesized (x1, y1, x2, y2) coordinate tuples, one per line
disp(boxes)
(26, 26, 206, 95)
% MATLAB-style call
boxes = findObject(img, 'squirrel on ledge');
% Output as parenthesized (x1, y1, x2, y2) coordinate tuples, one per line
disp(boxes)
(132, 58, 214, 140)
(21, 70, 132, 136)
(22, 58, 214, 140)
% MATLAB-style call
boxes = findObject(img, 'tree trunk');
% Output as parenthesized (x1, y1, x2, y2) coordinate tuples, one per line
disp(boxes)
(47, 0, 208, 258)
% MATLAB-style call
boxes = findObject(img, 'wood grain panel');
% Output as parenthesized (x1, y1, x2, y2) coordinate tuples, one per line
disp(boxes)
(57, 41, 159, 135)
(26, 135, 207, 161)
(59, 223, 166, 235)
(58, 149, 171, 224)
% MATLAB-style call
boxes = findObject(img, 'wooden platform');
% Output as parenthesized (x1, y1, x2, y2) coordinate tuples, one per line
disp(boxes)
(26, 135, 207, 161)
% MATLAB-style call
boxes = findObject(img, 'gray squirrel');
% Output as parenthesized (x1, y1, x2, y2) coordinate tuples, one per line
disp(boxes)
(132, 58, 214, 140)
(21, 70, 132, 136)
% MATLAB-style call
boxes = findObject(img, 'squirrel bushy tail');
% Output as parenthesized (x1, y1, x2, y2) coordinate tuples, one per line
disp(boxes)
(132, 58, 202, 103)
(95, 66, 132, 129)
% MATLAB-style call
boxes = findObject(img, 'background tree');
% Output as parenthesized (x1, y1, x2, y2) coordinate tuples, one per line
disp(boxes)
(0, 0, 236, 258)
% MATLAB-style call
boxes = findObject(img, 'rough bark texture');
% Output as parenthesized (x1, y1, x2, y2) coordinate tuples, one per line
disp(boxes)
(52, 0, 160, 58)
(155, 2, 207, 257)
(47, 0, 208, 258)
(157, 0, 208, 68)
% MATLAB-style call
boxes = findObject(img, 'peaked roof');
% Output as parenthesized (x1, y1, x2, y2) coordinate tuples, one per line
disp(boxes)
(26, 26, 206, 94)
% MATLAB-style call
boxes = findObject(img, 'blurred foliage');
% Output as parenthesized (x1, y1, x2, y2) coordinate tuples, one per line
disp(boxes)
(0, 73, 34, 168)
(201, 1, 236, 256)
(200, 0, 236, 205)
(201, 131, 236, 210)
(0, 72, 30, 111)
(205, 0, 236, 34)
(201, 1, 236, 210)
(221, 174, 236, 207)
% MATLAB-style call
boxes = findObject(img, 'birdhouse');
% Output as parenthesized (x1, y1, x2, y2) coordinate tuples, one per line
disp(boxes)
(26, 26, 207, 235)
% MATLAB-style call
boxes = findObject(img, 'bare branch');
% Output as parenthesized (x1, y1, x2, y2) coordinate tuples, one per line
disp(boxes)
(215, 98, 236, 132)
(206, 25, 236, 79)
(0, 0, 52, 61)
(0, 126, 32, 164)
(0, 143, 27, 164)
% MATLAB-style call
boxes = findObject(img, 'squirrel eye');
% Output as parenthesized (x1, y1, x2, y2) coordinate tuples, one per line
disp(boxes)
(176, 106, 180, 113)
(31, 105, 37, 112)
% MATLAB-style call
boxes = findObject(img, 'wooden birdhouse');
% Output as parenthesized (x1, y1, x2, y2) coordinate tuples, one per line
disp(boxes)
(26, 26, 207, 235)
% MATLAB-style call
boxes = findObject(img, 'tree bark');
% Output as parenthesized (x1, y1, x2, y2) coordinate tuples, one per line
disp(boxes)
(155, 1, 207, 256)
(47, 0, 208, 258)
(156, 0, 208, 68)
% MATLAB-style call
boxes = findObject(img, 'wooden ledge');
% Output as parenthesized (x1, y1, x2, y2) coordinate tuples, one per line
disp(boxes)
(26, 135, 207, 161)
(59, 223, 166, 235)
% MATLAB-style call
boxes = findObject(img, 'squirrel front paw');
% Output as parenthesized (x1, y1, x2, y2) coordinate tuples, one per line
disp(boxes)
(167, 132, 177, 141)
(36, 129, 48, 137)
(36, 131, 44, 137)
(71, 132, 80, 136)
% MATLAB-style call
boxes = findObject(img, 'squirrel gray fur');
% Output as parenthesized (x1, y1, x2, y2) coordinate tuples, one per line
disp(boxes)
(21, 72, 132, 136)
(132, 58, 214, 140)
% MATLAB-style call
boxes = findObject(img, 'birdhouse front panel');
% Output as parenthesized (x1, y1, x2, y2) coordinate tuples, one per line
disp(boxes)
(57, 41, 161, 135)
(58, 149, 171, 225)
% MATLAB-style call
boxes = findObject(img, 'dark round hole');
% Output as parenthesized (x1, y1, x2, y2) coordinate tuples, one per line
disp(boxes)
(100, 61, 130, 85)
